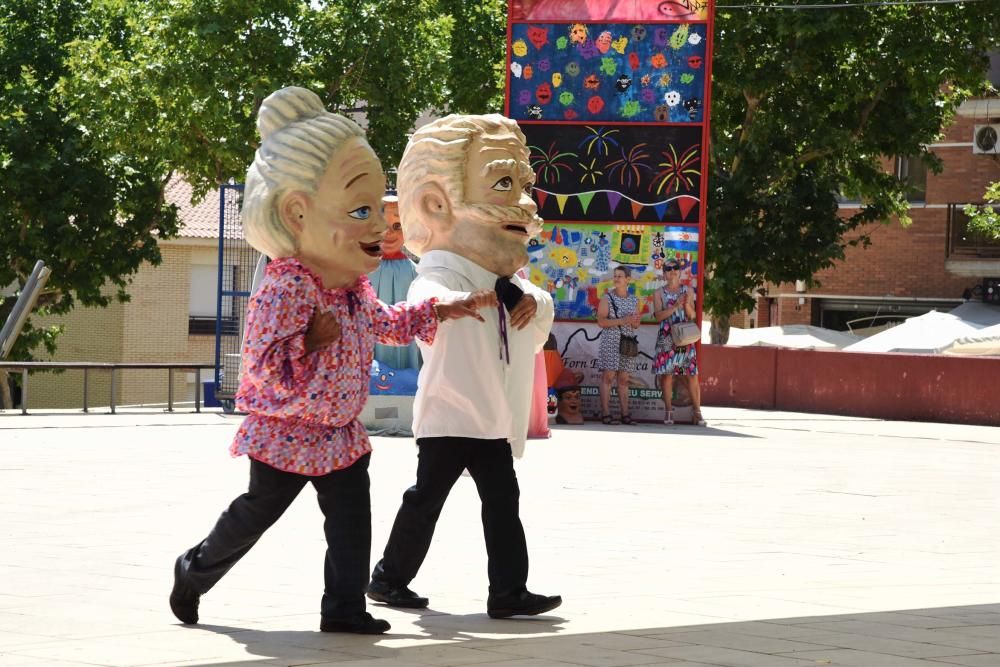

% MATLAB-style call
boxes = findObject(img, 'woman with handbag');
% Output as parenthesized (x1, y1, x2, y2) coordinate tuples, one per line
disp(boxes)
(596, 266, 641, 425)
(652, 260, 705, 426)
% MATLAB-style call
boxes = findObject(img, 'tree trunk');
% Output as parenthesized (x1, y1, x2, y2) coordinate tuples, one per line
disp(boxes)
(709, 314, 731, 345)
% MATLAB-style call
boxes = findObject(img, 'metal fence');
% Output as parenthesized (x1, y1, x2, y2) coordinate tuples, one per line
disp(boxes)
(214, 184, 257, 404)
(0, 361, 216, 414)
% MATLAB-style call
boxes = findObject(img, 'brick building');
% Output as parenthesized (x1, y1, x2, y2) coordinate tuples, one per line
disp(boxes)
(737, 59, 1000, 335)
(26, 180, 257, 409)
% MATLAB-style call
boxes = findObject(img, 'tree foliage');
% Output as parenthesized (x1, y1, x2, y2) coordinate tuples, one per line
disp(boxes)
(707, 3, 998, 326)
(4, 0, 998, 372)
(964, 181, 1000, 239)
(438, 0, 507, 115)
(0, 0, 179, 361)
(1, 0, 486, 368)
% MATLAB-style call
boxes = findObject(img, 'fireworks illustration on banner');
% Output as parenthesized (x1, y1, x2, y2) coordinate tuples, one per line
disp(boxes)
(650, 145, 700, 195)
(577, 126, 620, 156)
(522, 123, 701, 223)
(607, 143, 652, 189)
(578, 157, 604, 185)
(530, 141, 579, 184)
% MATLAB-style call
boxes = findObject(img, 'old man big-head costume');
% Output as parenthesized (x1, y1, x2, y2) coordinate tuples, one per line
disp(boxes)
(368, 114, 562, 618)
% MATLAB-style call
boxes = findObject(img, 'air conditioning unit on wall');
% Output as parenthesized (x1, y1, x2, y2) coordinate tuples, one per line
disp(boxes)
(973, 125, 1000, 154)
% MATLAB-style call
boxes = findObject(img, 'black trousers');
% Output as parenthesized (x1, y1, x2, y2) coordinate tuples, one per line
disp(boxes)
(176, 454, 371, 619)
(372, 437, 529, 596)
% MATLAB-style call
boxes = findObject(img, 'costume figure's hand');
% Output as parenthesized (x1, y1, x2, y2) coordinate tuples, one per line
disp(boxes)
(467, 289, 499, 311)
(436, 289, 497, 322)
(305, 310, 341, 353)
(509, 294, 538, 330)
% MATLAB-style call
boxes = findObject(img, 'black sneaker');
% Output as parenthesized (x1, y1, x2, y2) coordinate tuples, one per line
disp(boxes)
(487, 590, 562, 619)
(320, 611, 391, 634)
(367, 579, 429, 609)
(169, 556, 200, 625)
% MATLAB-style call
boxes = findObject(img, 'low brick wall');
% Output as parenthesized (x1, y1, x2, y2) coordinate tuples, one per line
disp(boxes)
(700, 345, 1000, 426)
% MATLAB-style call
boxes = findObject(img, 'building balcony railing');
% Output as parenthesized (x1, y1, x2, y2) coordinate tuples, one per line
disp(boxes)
(947, 203, 1000, 259)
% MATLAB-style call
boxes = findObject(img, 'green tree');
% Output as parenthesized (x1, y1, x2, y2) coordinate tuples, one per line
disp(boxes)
(964, 181, 1000, 239)
(706, 4, 998, 339)
(59, 0, 454, 199)
(438, 0, 507, 115)
(0, 0, 461, 406)
(0, 1, 179, 406)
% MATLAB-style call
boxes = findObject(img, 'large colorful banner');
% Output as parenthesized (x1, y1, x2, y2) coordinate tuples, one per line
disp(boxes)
(523, 123, 702, 223)
(507, 0, 714, 422)
(509, 22, 707, 123)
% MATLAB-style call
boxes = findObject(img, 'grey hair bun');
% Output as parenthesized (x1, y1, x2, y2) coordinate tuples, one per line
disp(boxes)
(257, 86, 327, 142)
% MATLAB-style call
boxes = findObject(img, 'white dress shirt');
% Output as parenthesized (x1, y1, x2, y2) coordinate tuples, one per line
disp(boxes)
(408, 250, 554, 457)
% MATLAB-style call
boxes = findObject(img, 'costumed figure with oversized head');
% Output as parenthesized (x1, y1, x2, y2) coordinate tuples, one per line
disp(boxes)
(369, 114, 562, 619)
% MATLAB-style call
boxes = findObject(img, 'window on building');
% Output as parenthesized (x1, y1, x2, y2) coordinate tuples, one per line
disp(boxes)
(947, 204, 1000, 259)
(988, 51, 1000, 90)
(835, 189, 861, 207)
(189, 264, 238, 335)
(895, 156, 927, 203)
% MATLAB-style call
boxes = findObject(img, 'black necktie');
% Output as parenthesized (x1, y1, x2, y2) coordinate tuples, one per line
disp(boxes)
(494, 277, 523, 364)
(495, 277, 524, 312)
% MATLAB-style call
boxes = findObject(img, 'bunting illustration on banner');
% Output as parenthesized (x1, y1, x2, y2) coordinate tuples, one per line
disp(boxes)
(525, 123, 701, 223)
(509, 22, 708, 123)
(526, 222, 699, 321)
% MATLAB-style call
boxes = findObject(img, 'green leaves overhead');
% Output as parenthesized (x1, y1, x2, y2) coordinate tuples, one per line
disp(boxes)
(706, 3, 998, 318)
(0, 0, 499, 361)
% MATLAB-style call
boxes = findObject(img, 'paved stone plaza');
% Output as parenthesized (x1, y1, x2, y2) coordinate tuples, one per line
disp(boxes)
(1, 407, 999, 666)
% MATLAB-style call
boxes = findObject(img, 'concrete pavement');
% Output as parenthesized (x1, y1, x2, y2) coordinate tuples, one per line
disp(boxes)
(1, 407, 999, 666)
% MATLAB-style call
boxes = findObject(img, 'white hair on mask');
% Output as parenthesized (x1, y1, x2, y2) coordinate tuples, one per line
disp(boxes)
(241, 86, 366, 259)
(396, 114, 531, 257)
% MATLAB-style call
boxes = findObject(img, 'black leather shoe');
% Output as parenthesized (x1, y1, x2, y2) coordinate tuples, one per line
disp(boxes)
(367, 579, 429, 609)
(487, 590, 562, 619)
(170, 556, 200, 624)
(320, 611, 390, 634)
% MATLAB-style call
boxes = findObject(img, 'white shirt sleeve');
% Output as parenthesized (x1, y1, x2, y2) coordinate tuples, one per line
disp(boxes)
(518, 276, 555, 352)
(408, 269, 471, 303)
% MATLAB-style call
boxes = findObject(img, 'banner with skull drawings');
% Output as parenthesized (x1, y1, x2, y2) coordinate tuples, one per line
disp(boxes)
(507, 0, 714, 421)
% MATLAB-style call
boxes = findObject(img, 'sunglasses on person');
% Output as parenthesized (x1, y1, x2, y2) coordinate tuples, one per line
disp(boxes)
(663, 265, 679, 272)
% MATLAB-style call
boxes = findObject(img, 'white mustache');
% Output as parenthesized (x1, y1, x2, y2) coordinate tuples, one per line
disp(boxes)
(456, 203, 544, 238)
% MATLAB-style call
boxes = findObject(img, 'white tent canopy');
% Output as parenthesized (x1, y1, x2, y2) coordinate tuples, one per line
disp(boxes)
(844, 303, 1000, 354)
(941, 322, 1000, 356)
(727, 325, 860, 350)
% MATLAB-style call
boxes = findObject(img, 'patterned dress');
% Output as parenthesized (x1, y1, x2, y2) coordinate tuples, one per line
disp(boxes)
(653, 285, 699, 376)
(232, 257, 438, 475)
(598, 290, 638, 373)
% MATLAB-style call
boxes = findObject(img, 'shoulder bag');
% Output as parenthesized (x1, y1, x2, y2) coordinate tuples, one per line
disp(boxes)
(609, 292, 639, 358)
(669, 288, 700, 347)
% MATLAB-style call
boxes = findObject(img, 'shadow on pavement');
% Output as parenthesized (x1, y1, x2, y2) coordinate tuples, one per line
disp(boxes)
(184, 603, 1000, 666)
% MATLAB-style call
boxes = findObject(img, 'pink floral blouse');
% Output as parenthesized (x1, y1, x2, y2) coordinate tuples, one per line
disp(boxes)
(231, 257, 438, 475)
